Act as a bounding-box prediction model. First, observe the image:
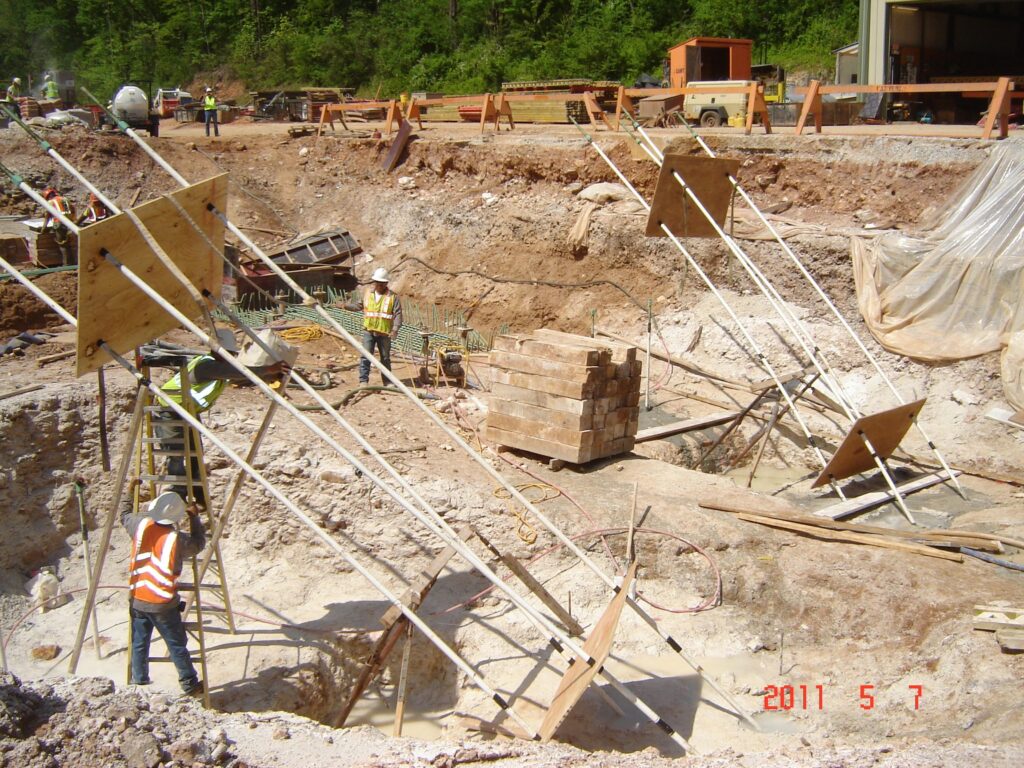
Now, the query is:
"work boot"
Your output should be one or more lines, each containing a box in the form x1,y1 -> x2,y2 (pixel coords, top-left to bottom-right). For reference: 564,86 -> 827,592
183,680 -> 205,698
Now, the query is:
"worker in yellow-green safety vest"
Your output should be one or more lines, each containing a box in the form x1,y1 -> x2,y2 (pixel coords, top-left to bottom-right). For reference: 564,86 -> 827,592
3,76 -> 21,117
152,328 -> 287,506
202,86 -> 219,137
354,267 -> 402,385
42,73 -> 60,102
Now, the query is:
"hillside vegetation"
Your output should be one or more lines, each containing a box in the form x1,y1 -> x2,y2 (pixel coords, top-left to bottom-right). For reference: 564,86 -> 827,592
2,0 -> 858,99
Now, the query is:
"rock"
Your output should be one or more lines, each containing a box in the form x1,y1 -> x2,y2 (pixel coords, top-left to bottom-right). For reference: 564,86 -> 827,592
319,466 -> 356,485
481,191 -> 498,206
298,147 -> 309,157
30,644 -> 60,661
0,673 -> 41,738
397,176 -> 417,190
951,389 -> 979,406
120,731 -> 163,768
167,738 -> 208,764
578,182 -> 630,203
272,725 -> 291,740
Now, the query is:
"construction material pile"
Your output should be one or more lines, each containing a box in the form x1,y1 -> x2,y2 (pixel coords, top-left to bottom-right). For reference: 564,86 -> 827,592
486,329 -> 641,464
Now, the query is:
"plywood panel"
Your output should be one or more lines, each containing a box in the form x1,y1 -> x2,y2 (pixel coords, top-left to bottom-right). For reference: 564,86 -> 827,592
539,562 -> 637,741
645,154 -> 740,239
76,175 -> 228,377
811,399 -> 927,488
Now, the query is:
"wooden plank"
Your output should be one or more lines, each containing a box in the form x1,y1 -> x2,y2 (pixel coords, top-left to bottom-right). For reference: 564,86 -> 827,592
491,368 -> 593,400
489,397 -> 593,431
492,334 -> 606,366
734,513 -> 963,562
381,118 -> 414,173
972,606 -> 1024,632
485,425 -> 586,464
76,175 -> 227,377
490,382 -> 591,415
701,499 -> 1004,553
645,155 -> 741,239
486,412 -> 595,448
0,384 -> 45,401
813,470 -> 959,520
489,349 -> 601,383
539,562 -> 637,741
812,399 -> 927,488
532,328 -> 636,363
473,527 -> 585,637
635,411 -> 742,442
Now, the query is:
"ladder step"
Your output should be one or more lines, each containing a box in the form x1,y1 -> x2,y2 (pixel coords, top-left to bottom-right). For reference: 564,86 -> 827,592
178,583 -> 223,592
148,449 -> 195,458
139,475 -> 205,485
183,622 -> 233,634
149,655 -> 201,663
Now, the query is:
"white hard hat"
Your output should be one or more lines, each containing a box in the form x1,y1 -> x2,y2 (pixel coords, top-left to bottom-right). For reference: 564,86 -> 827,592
12,77 -> 21,84
147,492 -> 187,526
205,87 -> 212,93
215,327 -> 239,353
44,73 -> 52,81
371,267 -> 390,283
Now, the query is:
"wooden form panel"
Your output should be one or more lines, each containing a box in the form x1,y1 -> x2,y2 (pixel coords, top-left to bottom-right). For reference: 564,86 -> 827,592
645,154 -> 741,238
538,562 -> 637,741
811,399 -> 927,488
76,175 -> 228,377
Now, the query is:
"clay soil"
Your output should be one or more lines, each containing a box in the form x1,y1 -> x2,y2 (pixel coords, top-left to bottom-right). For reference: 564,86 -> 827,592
0,118 -> 1022,768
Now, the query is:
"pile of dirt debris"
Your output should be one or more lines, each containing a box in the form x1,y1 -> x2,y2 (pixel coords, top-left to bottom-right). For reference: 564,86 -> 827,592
0,273 -> 76,336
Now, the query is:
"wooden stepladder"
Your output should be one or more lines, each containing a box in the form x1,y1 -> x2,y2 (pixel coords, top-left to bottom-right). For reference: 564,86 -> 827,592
127,363 -> 237,706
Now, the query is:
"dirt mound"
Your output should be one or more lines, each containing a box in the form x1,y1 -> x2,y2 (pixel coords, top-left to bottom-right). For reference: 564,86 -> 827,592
0,272 -> 77,335
0,673 -> 239,768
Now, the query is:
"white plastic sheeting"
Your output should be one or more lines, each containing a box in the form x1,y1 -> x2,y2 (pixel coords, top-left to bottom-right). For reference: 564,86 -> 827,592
851,144 -> 1024,409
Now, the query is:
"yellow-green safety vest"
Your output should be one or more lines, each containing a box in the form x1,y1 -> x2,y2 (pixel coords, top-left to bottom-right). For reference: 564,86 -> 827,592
203,95 -> 216,110
43,80 -> 59,99
363,291 -> 396,335
158,355 -> 226,412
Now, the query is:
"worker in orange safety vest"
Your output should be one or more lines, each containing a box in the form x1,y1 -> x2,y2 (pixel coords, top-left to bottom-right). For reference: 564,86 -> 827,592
121,484 -> 206,696
77,193 -> 110,226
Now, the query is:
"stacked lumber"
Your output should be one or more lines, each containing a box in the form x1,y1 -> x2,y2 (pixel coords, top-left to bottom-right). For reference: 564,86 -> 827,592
485,329 -> 641,464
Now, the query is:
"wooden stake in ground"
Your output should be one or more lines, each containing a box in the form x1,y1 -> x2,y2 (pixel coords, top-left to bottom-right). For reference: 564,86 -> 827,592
393,621 -> 414,737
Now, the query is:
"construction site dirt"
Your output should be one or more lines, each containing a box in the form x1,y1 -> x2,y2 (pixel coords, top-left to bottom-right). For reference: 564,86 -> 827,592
0,118 -> 1022,768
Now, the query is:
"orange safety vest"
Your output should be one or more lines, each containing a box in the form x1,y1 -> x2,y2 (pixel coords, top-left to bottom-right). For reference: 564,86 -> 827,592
128,518 -> 181,605
85,201 -> 108,224
363,290 -> 396,335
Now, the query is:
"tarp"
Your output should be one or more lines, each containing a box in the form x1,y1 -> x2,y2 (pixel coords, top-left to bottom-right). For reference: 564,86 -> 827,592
850,144 -> 1024,409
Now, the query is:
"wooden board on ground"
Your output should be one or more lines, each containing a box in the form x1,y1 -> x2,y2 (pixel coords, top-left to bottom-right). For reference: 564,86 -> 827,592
539,562 -> 637,741
634,411 -> 742,442
531,328 -> 636,363
486,425 -> 588,464
813,470 -> 960,520
645,154 -> 741,239
972,605 -> 1024,632
381,118 -> 414,173
76,175 -> 228,377
489,397 -> 594,431
490,382 -> 592,415
811,399 -> 927,488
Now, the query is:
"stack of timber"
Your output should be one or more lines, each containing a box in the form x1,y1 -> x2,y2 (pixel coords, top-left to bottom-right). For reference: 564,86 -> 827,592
486,329 -> 641,464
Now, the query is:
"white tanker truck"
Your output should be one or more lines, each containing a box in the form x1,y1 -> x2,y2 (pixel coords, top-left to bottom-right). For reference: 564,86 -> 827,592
103,84 -> 161,136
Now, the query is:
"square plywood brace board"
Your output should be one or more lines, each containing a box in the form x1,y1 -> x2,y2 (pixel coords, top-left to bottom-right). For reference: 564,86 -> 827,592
645,154 -> 740,238
76,175 -> 228,377
812,398 -> 927,488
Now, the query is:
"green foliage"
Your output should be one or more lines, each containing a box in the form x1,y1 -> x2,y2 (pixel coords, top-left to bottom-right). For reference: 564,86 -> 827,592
0,0 -> 859,97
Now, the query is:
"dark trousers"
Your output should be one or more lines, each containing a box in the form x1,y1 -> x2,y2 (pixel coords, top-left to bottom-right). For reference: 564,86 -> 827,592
152,409 -> 207,506
130,604 -> 199,692
204,109 -> 219,136
359,331 -> 391,383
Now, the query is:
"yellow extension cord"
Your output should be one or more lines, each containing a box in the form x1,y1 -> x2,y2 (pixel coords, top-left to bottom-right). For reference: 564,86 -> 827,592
279,326 -> 324,343
493,483 -> 560,545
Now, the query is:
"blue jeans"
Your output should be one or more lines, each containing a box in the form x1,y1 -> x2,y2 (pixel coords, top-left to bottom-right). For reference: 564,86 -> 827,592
359,331 -> 391,383
204,109 -> 219,136
130,605 -> 200,692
